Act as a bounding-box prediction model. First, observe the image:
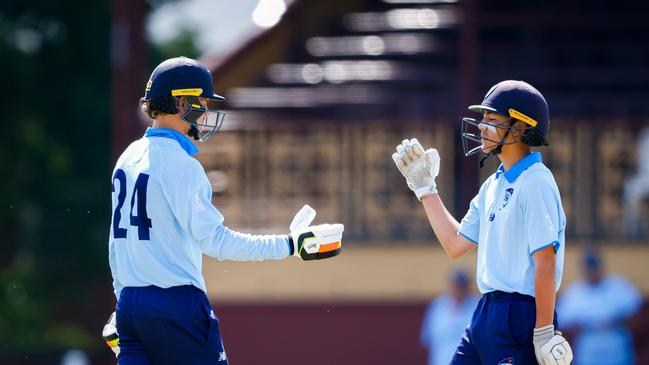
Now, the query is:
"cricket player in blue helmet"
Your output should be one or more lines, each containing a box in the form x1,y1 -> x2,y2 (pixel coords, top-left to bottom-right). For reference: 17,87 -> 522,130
392,80 -> 573,364
104,57 -> 344,364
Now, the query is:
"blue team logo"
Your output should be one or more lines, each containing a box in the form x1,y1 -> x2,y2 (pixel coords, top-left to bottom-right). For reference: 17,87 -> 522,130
489,213 -> 495,222
502,188 -> 514,209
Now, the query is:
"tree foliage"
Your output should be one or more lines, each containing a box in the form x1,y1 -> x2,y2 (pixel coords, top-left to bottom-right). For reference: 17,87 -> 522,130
0,0 -> 111,352
0,0 -> 201,355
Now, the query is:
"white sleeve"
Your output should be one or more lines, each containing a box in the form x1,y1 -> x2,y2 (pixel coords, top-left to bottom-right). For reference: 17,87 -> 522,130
163,159 -> 290,261
523,180 -> 563,255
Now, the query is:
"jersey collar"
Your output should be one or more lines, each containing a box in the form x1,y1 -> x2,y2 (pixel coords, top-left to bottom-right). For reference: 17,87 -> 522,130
144,127 -> 199,156
495,152 -> 542,183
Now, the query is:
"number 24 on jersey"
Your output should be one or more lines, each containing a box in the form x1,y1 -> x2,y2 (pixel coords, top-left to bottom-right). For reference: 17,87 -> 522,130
112,168 -> 152,240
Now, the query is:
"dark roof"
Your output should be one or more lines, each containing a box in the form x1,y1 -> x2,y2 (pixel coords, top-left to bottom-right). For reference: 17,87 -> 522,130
207,0 -> 649,119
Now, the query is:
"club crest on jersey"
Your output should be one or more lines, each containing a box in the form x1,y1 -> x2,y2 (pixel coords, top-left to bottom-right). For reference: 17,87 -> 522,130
502,188 -> 514,209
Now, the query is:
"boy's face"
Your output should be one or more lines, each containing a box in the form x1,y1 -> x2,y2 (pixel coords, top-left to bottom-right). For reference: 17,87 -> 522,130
478,112 -> 530,153
478,112 -> 510,153
176,96 -> 226,141
177,96 -> 208,133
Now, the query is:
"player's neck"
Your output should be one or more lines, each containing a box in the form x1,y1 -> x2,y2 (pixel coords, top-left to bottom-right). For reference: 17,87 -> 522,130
152,115 -> 188,136
498,144 -> 531,171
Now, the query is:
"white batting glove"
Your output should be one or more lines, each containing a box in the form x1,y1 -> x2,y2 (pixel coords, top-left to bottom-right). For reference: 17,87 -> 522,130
533,325 -> 573,365
289,224 -> 344,260
102,312 -> 120,357
391,138 -> 440,200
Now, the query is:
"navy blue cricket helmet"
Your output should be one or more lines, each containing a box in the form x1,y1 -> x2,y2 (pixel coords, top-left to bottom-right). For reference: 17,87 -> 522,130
141,56 -> 226,142
462,80 -> 550,157
144,56 -> 224,101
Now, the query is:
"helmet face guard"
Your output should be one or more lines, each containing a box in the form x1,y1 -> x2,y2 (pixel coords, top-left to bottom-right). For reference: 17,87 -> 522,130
176,96 -> 226,142
461,116 -> 531,157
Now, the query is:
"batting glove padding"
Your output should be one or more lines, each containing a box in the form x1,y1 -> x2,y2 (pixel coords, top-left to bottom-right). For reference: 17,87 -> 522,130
102,312 -> 120,357
533,325 -> 573,365
289,223 -> 344,260
392,138 -> 440,200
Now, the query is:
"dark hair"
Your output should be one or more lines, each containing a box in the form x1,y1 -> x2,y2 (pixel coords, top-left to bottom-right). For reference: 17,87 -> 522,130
139,97 -> 178,120
510,118 -> 546,146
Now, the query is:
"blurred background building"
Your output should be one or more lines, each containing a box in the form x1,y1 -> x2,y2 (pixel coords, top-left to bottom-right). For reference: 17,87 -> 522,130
2,0 -> 649,364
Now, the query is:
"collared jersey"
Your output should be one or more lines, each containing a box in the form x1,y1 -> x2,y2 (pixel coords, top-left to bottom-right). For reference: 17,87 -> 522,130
108,128 -> 290,299
458,152 -> 566,296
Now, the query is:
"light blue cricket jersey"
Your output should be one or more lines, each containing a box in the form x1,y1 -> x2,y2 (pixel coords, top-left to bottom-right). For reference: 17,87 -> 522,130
108,128 -> 290,299
458,152 -> 566,296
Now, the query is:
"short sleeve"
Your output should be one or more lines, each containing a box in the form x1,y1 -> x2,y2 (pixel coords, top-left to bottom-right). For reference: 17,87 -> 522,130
458,193 -> 480,244
523,180 -> 563,255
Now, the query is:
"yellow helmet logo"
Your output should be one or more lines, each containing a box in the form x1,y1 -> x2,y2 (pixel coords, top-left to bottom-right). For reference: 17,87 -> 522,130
508,108 -> 538,127
145,80 -> 152,92
171,88 -> 203,96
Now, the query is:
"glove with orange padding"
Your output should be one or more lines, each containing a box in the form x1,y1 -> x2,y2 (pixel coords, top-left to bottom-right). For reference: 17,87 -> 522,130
102,312 -> 120,357
289,223 -> 344,260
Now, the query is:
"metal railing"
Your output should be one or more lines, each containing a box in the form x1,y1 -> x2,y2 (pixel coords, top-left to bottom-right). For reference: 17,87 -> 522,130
197,116 -> 649,243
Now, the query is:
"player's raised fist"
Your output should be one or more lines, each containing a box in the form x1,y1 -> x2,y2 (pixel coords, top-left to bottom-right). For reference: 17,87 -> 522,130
289,223 -> 344,260
391,138 -> 441,200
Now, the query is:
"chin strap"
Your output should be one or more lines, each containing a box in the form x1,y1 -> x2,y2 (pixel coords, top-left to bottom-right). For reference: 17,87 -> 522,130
188,125 -> 199,140
478,154 -> 490,168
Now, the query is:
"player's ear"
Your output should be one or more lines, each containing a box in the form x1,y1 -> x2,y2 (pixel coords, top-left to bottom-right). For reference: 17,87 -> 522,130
512,119 -> 528,137
174,96 -> 187,114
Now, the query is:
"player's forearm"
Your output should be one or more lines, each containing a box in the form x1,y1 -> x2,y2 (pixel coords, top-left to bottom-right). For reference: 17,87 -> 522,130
421,194 -> 474,259
534,255 -> 556,327
203,225 -> 291,261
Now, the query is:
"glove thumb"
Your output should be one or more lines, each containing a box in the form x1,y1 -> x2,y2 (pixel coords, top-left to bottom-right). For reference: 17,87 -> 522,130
424,148 -> 440,177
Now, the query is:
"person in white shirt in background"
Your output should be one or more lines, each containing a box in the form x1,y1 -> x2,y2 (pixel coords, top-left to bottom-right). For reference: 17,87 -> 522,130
622,127 -> 649,238
420,269 -> 479,365
558,247 -> 643,365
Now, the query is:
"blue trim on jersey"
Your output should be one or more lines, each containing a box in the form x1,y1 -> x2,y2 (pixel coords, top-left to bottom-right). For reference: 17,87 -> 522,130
144,128 -> 199,156
459,231 -> 479,245
495,152 -> 543,183
285,237 -> 293,256
530,240 -> 560,255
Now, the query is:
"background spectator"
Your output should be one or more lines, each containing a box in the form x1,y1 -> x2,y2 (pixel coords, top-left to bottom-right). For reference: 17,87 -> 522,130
558,247 -> 643,365
420,269 -> 478,365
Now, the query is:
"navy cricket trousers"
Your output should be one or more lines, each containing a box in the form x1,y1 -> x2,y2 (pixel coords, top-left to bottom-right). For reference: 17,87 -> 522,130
115,285 -> 228,365
450,291 -> 558,365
